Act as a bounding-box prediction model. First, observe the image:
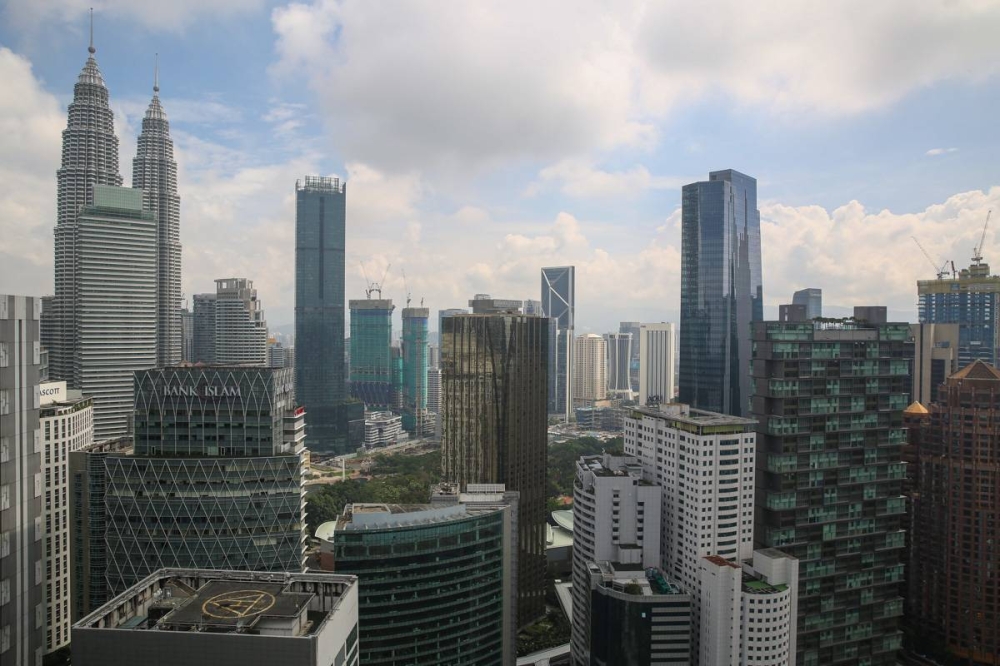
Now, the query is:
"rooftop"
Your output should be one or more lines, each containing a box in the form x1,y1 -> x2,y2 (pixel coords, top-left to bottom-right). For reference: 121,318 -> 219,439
336,502 -> 472,531
632,403 -> 757,429
590,562 -> 686,597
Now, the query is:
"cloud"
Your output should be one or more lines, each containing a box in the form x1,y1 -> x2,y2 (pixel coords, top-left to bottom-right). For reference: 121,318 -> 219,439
527,159 -> 687,198
3,0 -> 264,33
926,147 -> 959,156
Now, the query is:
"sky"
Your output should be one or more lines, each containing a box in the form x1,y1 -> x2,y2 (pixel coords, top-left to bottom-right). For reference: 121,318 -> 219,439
2,0 -> 1000,335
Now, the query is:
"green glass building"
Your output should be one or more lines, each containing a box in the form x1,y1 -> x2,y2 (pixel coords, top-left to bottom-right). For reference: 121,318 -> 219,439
330,503 -> 515,665
401,307 -> 429,433
349,298 -> 395,407
751,316 -> 912,665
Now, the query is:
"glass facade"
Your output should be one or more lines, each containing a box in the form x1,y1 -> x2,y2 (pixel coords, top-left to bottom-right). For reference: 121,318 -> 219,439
793,288 -> 823,319
401,307 -> 429,432
679,170 -> 763,417
541,266 -> 575,416
349,299 -> 395,408
918,262 -> 1000,368
752,319 -> 912,665
295,176 -> 348,453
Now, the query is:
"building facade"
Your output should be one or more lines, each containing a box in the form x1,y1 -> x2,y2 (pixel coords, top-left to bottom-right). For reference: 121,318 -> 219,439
918,259 -> 1000,367
349,299 -> 394,408
191,293 -> 216,363
440,313 -> 548,626
179,307 -> 193,362
541,266 -> 575,418
362,411 -> 406,448
752,317 -> 912,665
214,278 -> 267,366
401,307 -> 429,433
792,288 -> 822,319
679,169 -> 762,417
604,332 -> 632,397
0,294 -> 44,666
638,323 -> 676,407
910,322 -> 960,405
294,176 -> 348,453
573,333 -> 607,405
620,321 -> 642,393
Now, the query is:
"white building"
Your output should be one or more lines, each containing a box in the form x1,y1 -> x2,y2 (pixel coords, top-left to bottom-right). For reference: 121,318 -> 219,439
603,332 -> 633,398
39,381 -> 92,654
573,333 -> 607,405
638,323 -> 676,406
214,278 -> 267,366
363,411 -> 407,448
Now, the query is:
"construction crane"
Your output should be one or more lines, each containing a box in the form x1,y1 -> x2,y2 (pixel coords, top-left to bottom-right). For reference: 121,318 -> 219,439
911,236 -> 950,279
973,209 -> 992,266
360,261 -> 391,299
402,268 -> 411,308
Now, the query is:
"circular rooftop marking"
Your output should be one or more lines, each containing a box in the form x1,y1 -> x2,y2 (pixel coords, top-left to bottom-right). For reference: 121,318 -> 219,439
201,590 -> 276,619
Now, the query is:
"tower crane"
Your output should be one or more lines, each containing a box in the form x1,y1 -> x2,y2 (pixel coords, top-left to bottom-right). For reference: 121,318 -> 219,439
402,269 -> 411,308
973,210 -> 992,266
360,261 -> 391,299
911,236 -> 950,280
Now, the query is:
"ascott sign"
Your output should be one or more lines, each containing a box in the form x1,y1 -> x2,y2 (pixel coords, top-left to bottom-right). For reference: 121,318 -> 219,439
39,381 -> 67,406
161,385 -> 242,398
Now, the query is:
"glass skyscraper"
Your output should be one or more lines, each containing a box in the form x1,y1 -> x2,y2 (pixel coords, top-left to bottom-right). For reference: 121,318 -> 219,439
295,176 -> 348,453
793,288 -> 823,320
918,258 -> 1000,368
679,169 -> 762,417
541,266 -> 575,418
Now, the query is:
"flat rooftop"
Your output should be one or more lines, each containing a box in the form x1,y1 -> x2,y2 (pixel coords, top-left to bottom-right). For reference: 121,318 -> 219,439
338,502 -> 470,530
632,403 -> 756,427
160,580 -> 311,632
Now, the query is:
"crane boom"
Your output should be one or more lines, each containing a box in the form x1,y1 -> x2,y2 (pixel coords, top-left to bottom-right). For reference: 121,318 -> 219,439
912,236 -> 948,279
974,210 -> 992,265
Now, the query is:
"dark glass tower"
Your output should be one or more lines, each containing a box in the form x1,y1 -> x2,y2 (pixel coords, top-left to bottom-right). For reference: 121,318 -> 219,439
541,266 -> 575,418
294,176 -> 347,453
679,169 -> 762,417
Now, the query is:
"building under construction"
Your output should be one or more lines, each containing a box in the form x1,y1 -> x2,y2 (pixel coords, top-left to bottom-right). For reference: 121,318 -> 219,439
401,306 -> 430,434
349,298 -> 395,408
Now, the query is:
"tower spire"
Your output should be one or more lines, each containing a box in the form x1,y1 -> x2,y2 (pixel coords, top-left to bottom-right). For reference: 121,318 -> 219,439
88,8 -> 95,55
153,53 -> 159,95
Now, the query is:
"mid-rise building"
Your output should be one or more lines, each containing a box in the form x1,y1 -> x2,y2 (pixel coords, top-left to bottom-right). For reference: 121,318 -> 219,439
267,339 -> 292,368
910,322 -> 960,404
441,313 -> 548,626
522,299 -> 543,316
191,292 -> 216,363
71,569 -> 360,666
573,333 -> 607,404
349,298 -> 394,407
679,169 -> 762,417
542,266 -> 575,418
294,176 -> 349,453
752,316 -> 912,665
918,257 -> 1000,367
214,278 -> 267,365
362,410 -> 406,448
638,323 -> 676,406
39,381 -> 93,655
401,307 -> 429,433
0,294 -> 45,666
792,288 -> 822,319
604,332 -> 632,397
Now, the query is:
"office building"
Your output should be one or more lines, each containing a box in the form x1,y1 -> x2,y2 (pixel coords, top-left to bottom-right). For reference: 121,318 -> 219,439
133,67 -> 182,367
792,288 -> 822,319
437,308 -> 468,340
362,411 -> 406,448
679,169 -> 762,417
214,278 -> 267,366
100,367 -> 307,595
72,569 -> 360,666
48,37 -> 124,383
441,313 -> 548,626
574,404 -> 625,432
349,298 -> 394,407
469,295 -> 522,314
267,339 -> 290,368
573,333 -> 607,404
854,305 -> 888,324
401,307 -> 429,433
72,185 -> 158,441
542,266 -> 575,418
620,321 -> 642,392
179,307 -> 193,362
907,361 -> 1000,664
39,381 -> 93,655
0,294 -> 44,666
778,303 -> 808,322
324,502 -> 515,665
294,176 -> 349,453
426,366 -> 441,414
604,332 -> 632,397
522,299 -> 543,316
570,454 -> 662,665
638,323 -> 676,407
428,343 -> 439,369
752,316 -> 912,665
918,257 -> 1000,367
191,293 -> 216,363
910,322 -> 960,404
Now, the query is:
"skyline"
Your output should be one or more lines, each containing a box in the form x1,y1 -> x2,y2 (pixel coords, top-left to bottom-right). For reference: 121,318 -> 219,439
2,2 -> 1000,333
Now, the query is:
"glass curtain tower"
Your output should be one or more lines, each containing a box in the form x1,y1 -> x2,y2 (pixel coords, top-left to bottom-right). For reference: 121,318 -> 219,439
541,266 -> 575,419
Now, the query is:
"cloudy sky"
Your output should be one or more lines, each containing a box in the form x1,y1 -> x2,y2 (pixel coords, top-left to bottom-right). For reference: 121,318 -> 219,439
2,1 -> 999,335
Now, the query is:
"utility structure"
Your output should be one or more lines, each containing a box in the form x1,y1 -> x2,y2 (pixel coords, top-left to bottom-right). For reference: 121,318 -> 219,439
350,264 -> 395,408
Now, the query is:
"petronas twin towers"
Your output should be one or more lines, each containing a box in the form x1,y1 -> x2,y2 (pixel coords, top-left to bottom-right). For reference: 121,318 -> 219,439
48,31 -> 181,438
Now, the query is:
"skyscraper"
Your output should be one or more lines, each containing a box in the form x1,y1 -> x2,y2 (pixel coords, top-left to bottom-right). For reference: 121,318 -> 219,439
918,257 -> 1000,367
679,169 -> 762,417
441,313 -> 549,626
0,295 -> 44,666
49,32 -> 123,383
349,298 -> 394,407
294,176 -> 348,452
573,333 -> 607,404
401,306 -> 429,434
179,306 -> 193,362
604,332 -> 632,397
620,321 -> 642,393
541,266 -> 575,418
191,292 -> 216,363
132,62 -> 182,367
214,278 -> 267,366
910,322 -> 960,405
792,288 -> 822,319
437,308 -> 468,341
638,323 -> 676,406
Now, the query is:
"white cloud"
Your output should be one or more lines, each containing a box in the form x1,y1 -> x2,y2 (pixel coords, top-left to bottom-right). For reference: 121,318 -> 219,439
926,147 -> 959,156
3,0 -> 264,33
527,159 -> 687,198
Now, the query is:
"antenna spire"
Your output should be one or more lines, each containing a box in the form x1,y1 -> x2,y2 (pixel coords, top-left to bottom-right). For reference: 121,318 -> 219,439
153,53 -> 159,94
88,8 -> 95,55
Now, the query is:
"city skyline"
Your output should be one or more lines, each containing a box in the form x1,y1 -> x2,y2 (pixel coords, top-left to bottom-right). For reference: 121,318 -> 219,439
1,3 -> 999,334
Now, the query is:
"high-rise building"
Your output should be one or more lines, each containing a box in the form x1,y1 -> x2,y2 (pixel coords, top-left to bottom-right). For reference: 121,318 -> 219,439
39,382 -> 93,656
441,313 -> 548,626
604,332 -> 632,397
214,278 -> 267,366
100,367 -> 307,595
191,292 -> 216,363
910,322 -> 960,405
638,323 -> 676,407
792,288 -> 822,319
349,298 -> 394,407
752,316 -> 912,665
179,306 -> 193,362
72,185 -> 157,441
48,36 -> 124,383
620,321 -> 642,393
919,257 -> 1000,367
401,307 -> 429,433
573,333 -> 607,404
133,65 -> 182,367
72,569 -> 360,666
0,294 -> 44,666
469,295 -> 522,314
323,501 -> 516,666
294,176 -> 348,453
542,266 -> 575,418
437,308 -> 468,340
679,169 -> 762,417
907,361 -> 1000,664
522,299 -> 543,316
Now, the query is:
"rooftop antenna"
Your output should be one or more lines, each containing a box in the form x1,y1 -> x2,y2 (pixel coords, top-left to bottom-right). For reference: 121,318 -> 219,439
153,53 -> 159,95
88,8 -> 95,55
973,209 -> 992,266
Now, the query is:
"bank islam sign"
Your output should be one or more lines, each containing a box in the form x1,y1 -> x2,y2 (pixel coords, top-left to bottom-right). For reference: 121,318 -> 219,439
161,384 -> 242,399
39,381 -> 67,406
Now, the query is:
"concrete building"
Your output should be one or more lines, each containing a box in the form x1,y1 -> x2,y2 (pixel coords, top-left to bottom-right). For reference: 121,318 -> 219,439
323,502 -> 515,665
911,322 -> 960,405
214,278 -> 267,366
0,294 -> 44,666
362,411 -> 406,448
191,293 -> 216,363
638,323 -> 676,407
792,287 -> 822,319
349,298 -> 394,408
752,316 -> 912,665
441,313 -> 548,626
679,170 -> 762,417
542,267 -> 575,418
469,295 -> 523,314
573,333 -> 607,405
604,332 -> 632,397
778,303 -> 808,322
401,307 -> 429,434
72,569 -> 360,666
179,307 -> 193,362
919,257 -> 1000,367
39,381 -> 93,655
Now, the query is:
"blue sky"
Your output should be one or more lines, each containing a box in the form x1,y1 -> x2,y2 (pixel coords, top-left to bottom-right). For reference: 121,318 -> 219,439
2,0 -> 999,333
